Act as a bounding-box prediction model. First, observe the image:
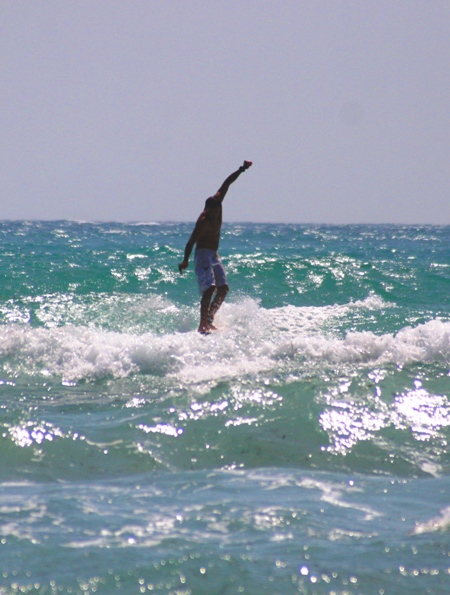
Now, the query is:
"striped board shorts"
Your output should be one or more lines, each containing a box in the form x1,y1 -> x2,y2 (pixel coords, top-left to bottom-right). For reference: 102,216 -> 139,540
194,249 -> 227,295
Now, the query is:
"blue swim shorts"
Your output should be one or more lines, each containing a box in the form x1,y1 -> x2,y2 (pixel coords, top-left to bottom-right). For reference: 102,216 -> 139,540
194,249 -> 227,295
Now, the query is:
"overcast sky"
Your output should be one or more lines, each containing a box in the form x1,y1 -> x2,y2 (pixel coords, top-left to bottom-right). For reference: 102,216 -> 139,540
1,1 -> 449,223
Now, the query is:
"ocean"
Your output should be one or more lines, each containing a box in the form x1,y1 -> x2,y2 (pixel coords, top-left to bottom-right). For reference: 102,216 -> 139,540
0,221 -> 449,594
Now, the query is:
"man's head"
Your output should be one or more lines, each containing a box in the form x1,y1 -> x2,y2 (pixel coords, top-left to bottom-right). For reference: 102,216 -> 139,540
205,197 -> 219,210
204,197 -> 220,220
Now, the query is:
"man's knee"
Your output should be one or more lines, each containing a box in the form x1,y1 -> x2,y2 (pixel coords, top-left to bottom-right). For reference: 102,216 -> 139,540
201,285 -> 215,301
217,284 -> 229,297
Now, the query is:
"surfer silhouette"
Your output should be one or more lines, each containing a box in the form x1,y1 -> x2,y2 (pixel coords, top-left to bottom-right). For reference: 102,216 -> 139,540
178,160 -> 253,334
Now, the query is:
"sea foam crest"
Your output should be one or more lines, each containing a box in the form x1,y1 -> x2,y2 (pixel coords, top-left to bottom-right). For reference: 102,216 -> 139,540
273,316 -> 450,367
410,507 -> 450,535
0,298 -> 448,383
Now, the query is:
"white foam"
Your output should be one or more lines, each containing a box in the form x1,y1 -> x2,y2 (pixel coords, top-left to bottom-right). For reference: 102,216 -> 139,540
0,298 -> 448,384
410,507 -> 450,535
267,305 -> 450,367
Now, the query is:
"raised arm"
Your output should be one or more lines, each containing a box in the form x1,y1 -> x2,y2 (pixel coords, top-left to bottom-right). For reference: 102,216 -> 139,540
214,160 -> 252,203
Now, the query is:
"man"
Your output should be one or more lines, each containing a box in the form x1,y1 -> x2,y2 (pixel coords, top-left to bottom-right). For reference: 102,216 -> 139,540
178,160 -> 252,334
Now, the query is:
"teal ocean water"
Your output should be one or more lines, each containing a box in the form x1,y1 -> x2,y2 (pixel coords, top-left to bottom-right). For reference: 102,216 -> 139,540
1,221 -> 450,594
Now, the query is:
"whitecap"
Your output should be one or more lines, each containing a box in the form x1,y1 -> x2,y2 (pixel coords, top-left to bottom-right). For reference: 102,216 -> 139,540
0,297 -> 448,384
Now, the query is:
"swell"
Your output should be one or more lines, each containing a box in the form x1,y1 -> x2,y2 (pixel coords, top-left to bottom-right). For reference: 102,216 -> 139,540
1,372 -> 449,481
1,299 -> 449,481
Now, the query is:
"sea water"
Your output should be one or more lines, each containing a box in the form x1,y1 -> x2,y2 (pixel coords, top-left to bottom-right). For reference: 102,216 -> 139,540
0,221 -> 449,594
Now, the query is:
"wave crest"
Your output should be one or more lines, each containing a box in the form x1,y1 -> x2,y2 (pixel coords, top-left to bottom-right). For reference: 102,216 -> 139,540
0,298 -> 448,383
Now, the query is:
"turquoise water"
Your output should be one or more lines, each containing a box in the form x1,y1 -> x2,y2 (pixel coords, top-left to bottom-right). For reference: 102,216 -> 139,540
1,221 -> 450,594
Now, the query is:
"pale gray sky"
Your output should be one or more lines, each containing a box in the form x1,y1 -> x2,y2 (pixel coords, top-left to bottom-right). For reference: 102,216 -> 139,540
1,1 -> 449,223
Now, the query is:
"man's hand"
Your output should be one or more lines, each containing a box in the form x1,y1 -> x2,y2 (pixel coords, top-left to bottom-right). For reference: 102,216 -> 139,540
178,260 -> 188,274
239,160 -> 252,172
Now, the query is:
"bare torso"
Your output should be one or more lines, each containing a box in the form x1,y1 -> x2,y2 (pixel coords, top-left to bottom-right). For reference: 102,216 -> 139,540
191,204 -> 223,252
195,209 -> 222,251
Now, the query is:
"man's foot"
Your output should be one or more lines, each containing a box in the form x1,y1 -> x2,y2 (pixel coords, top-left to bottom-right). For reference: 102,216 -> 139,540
207,316 -> 217,331
198,322 -> 218,334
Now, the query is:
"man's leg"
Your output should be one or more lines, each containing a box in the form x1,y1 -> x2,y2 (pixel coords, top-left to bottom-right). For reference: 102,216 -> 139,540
208,284 -> 229,325
198,286 -> 215,334
207,256 -> 229,327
